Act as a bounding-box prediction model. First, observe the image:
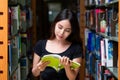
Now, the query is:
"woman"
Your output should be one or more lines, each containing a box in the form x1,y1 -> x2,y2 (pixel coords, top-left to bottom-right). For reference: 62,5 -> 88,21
32,9 -> 83,80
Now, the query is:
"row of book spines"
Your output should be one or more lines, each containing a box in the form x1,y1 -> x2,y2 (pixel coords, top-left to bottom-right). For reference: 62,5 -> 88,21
9,0 -> 31,8
9,57 -> 29,80
8,33 -> 30,73
86,55 -> 117,80
8,5 -> 32,36
85,31 -> 118,67
8,37 -> 28,76
85,8 -> 118,37
85,0 -> 118,6
8,34 -> 29,54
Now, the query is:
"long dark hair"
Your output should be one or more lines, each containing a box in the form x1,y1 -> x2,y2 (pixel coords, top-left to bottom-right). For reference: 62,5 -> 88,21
49,9 -> 82,44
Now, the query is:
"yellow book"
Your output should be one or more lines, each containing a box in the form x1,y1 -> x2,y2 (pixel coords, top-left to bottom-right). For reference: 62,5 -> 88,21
41,54 -> 81,72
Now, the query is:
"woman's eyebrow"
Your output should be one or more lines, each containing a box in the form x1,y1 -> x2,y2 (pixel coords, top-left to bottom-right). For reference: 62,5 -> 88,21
58,24 -> 63,27
59,24 -> 71,29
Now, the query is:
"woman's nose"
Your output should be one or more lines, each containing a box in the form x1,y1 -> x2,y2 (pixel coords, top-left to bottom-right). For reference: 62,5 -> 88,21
60,29 -> 64,35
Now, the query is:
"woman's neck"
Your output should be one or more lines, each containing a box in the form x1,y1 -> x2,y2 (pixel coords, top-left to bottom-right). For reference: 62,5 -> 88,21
51,38 -> 70,45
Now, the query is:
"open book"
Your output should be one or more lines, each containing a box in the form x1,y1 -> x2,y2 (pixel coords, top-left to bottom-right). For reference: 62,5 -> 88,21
41,54 -> 81,72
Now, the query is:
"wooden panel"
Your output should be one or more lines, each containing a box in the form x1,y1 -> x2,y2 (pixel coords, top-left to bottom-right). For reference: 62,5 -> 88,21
31,0 -> 37,46
79,0 -> 86,80
0,0 -> 8,80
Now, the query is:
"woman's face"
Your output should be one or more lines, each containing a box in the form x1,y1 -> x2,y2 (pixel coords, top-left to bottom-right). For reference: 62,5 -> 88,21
54,19 -> 72,41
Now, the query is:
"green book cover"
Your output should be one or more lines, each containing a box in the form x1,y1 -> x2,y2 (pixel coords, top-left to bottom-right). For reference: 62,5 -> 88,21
41,54 -> 81,72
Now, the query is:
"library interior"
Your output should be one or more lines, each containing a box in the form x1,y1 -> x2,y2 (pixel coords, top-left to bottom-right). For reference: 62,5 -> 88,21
0,0 -> 119,80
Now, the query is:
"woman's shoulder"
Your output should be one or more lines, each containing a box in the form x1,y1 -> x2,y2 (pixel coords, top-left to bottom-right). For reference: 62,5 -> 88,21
70,42 -> 83,51
72,42 -> 82,48
34,39 -> 47,48
33,39 -> 47,55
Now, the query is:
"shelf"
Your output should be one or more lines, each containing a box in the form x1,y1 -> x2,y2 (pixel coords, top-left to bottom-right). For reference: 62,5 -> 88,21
85,27 -> 118,42
96,0 -> 118,7
105,0 -> 118,5
84,0 -> 119,80
85,0 -> 118,9
97,32 -> 118,42
107,67 -> 118,79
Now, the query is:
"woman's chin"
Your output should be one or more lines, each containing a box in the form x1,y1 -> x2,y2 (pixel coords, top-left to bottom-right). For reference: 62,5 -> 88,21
56,37 -> 64,41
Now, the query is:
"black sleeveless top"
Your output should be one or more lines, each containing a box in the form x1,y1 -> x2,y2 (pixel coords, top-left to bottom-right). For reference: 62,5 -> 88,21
33,40 -> 82,80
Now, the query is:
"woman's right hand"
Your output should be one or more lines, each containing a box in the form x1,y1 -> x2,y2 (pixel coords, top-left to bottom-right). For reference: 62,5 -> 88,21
37,61 -> 50,71
32,53 -> 50,77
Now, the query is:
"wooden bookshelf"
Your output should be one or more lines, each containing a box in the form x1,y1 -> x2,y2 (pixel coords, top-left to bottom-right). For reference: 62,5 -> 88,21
0,0 -> 119,80
31,0 -> 37,46
0,0 -> 8,80
79,0 -> 86,80
80,0 -> 120,80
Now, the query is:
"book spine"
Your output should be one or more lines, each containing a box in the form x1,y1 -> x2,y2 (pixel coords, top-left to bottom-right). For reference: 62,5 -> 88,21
8,40 -> 12,74
100,39 -> 106,66
20,57 -> 29,80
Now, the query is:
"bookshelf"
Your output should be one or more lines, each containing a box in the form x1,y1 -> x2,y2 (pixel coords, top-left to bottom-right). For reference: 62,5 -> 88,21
0,0 -> 120,80
7,0 -> 33,80
0,0 -> 8,80
0,0 -> 32,80
84,0 -> 119,80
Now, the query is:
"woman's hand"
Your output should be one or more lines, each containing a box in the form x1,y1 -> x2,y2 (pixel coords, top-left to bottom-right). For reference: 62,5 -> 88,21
37,61 -> 50,71
60,56 -> 81,80
32,53 -> 50,77
60,56 -> 71,68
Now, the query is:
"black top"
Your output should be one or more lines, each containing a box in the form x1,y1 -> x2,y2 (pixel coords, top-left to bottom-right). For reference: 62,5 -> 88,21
33,40 -> 82,80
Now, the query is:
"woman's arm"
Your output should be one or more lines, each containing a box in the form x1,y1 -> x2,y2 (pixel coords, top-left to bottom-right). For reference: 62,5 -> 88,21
32,53 -> 41,77
60,57 -> 82,80
32,53 -> 50,77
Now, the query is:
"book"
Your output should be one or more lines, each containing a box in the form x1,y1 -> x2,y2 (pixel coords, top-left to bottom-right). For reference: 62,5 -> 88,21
11,64 -> 21,80
100,39 -> 106,66
20,57 -> 28,80
41,54 -> 81,71
104,38 -> 113,67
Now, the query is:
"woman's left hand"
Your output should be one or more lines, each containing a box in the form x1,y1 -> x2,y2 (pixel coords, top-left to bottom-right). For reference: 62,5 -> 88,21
60,56 -> 71,68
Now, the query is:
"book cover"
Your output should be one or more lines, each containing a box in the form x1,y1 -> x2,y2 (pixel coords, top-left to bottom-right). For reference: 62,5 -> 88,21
20,57 -> 28,80
11,5 -> 20,36
95,35 -> 101,60
112,42 -> 118,67
87,32 -> 95,52
85,10 -> 90,27
11,64 -> 21,80
107,41 -> 113,67
106,9 -> 112,36
8,8 -> 11,35
8,40 -> 12,74
111,9 -> 118,36
104,38 -> 113,67
88,53 -> 94,75
100,39 -> 106,66
95,9 -> 105,32
90,9 -> 96,29
41,54 -> 81,72
95,60 -> 101,80
104,38 -> 109,67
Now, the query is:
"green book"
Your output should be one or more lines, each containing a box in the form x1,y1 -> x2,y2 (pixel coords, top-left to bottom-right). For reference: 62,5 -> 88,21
41,54 -> 81,72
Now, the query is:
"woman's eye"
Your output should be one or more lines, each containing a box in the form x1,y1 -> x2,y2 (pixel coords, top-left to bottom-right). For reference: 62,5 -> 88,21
58,26 -> 62,29
65,29 -> 71,32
